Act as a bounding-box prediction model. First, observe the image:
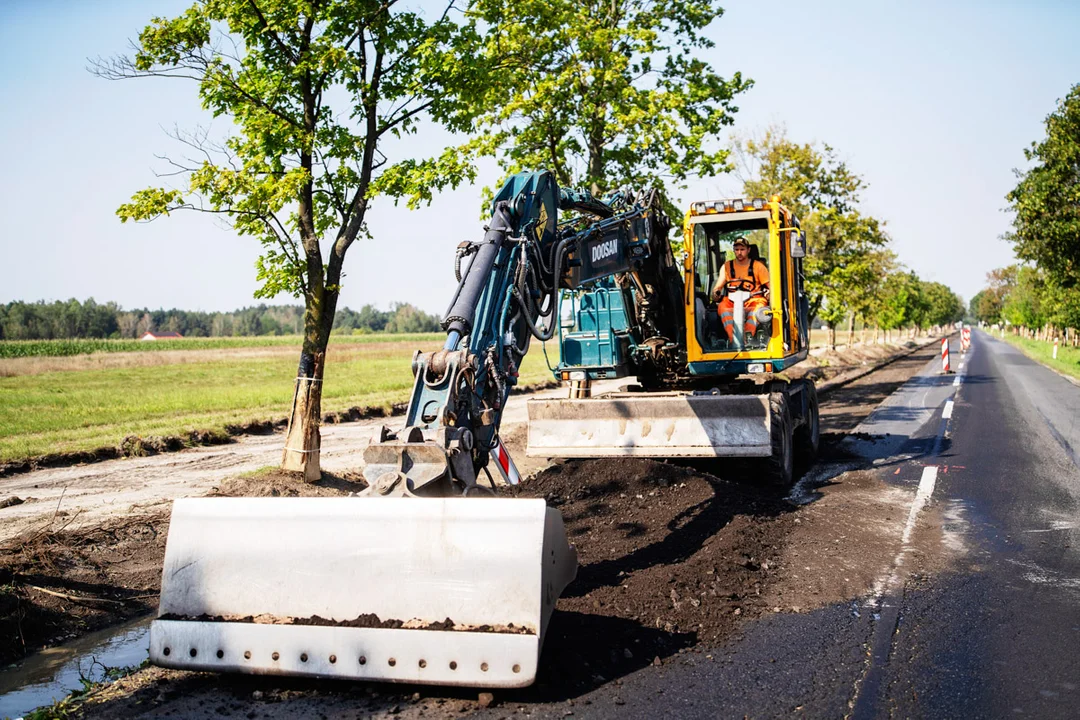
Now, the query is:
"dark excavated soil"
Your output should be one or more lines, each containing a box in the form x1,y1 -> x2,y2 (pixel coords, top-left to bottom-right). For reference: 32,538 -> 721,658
0,512 -> 168,668
508,457 -> 795,698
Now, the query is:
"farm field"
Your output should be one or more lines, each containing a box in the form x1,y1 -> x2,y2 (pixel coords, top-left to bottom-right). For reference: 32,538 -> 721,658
0,328 -> 912,464
0,334 -> 558,463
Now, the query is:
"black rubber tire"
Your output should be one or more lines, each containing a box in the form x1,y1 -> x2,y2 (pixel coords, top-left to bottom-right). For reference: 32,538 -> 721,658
794,379 -> 820,465
764,392 -> 794,487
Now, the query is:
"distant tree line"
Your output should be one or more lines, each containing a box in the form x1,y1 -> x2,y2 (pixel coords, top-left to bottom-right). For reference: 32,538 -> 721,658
0,299 -> 440,340
971,84 -> 1080,345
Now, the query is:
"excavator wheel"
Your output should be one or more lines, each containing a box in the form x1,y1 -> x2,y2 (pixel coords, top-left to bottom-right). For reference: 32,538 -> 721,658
794,379 -> 820,466
763,392 -> 794,487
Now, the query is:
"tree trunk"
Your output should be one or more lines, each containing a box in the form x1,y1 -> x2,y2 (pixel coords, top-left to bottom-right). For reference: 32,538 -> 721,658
281,349 -> 325,482
827,325 -> 836,351
846,313 -> 856,347
281,293 -> 337,482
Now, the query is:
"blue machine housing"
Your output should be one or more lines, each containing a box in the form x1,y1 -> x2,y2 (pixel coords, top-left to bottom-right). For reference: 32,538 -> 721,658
557,280 -> 635,380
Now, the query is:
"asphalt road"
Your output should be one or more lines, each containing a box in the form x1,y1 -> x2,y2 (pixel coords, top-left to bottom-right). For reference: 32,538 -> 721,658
483,330 -> 1080,719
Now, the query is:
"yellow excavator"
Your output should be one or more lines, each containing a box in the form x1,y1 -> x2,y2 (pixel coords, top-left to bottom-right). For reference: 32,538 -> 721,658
148,171 -> 816,688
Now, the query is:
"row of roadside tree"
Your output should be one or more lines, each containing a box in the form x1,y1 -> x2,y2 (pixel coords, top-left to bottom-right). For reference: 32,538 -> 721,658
970,85 -> 1080,345
0,300 -> 440,341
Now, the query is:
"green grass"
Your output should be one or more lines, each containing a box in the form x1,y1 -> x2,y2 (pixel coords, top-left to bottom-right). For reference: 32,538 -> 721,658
998,333 -> 1080,382
0,338 -> 558,462
0,333 -> 444,358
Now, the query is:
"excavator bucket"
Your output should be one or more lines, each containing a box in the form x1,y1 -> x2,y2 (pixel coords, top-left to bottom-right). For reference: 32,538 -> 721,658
149,497 -> 577,688
526,392 -> 773,458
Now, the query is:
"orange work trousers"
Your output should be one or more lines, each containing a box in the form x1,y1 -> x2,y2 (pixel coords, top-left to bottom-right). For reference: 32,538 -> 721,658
718,295 -> 768,341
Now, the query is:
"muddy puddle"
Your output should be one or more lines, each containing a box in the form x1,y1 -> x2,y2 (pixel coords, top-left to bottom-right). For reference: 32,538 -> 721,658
0,614 -> 150,719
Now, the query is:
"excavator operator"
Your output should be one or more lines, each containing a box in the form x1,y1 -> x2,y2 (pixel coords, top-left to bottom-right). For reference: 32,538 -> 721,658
711,237 -> 770,344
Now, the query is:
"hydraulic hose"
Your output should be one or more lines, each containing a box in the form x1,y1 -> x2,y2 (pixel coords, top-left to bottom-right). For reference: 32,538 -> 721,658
442,203 -> 512,337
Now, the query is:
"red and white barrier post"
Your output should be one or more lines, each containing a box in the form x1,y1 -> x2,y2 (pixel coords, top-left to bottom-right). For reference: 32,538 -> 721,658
941,337 -> 951,374
961,327 -> 971,354
489,436 -> 522,486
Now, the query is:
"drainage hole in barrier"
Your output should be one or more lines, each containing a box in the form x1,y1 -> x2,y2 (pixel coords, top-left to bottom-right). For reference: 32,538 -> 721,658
329,655 -> 337,664
163,647 -> 171,657
513,664 -> 521,674
300,653 -> 308,663
481,662 -> 488,672
449,661 -> 457,670
388,658 -> 397,667
217,650 -> 224,659
244,651 -> 251,660
419,659 -> 427,669
359,656 -> 367,665
189,648 -> 198,658
272,652 -> 280,661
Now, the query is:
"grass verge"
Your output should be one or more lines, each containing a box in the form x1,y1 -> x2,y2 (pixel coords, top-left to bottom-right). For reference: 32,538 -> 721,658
998,333 -> 1080,383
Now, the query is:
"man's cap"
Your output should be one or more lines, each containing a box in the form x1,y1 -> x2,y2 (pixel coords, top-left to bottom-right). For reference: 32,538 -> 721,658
732,237 -> 750,248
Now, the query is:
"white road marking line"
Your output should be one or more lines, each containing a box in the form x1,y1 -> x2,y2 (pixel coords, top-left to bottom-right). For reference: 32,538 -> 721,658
902,466 -> 939,544
959,361 -> 965,368
868,466 -> 939,602
942,400 -> 954,419
953,376 -> 961,387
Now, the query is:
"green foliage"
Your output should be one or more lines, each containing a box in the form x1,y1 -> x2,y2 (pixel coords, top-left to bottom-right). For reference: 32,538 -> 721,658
333,303 -> 441,334
874,271 -> 923,332
737,127 -> 891,323
1002,265 -> 1047,328
1006,84 -> 1080,289
0,332 -> 444,359
737,126 -> 865,219
100,0 -> 489,352
0,299 -> 445,343
920,281 -> 965,327
469,0 -> 751,217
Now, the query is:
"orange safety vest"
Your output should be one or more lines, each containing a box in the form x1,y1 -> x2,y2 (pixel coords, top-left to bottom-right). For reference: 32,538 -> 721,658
724,259 -> 768,296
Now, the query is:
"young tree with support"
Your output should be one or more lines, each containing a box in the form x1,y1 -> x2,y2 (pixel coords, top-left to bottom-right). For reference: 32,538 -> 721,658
98,0 -> 486,481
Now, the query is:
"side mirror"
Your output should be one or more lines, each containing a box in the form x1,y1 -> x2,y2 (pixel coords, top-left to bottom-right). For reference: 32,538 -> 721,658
791,231 -> 807,258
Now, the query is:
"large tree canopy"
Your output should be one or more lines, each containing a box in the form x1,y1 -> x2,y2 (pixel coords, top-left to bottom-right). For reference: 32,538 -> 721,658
736,127 -> 890,323
96,0 -> 487,479
469,0 -> 751,212
1006,84 -> 1080,289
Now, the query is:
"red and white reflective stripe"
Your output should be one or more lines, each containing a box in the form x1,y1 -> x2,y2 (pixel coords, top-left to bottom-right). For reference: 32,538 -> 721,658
490,437 -> 521,486
941,338 -> 951,373
961,328 -> 971,352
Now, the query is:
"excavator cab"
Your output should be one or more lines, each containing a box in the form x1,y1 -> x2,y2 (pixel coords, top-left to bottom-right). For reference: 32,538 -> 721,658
684,197 -> 810,376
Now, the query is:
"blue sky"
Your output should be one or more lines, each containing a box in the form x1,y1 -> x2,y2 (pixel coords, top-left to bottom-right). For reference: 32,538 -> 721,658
1,0 -> 1076,314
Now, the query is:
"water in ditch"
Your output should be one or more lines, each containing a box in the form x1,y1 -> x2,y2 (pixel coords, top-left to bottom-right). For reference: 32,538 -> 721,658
0,615 -> 151,719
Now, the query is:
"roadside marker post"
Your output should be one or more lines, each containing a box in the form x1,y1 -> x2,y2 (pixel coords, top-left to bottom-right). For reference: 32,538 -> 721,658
1053,337 -> 1059,360
961,327 -> 971,354
941,338 -> 952,374
489,437 -> 522,486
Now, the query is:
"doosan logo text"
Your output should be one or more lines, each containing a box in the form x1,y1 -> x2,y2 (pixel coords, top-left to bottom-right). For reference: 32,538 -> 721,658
591,239 -> 618,263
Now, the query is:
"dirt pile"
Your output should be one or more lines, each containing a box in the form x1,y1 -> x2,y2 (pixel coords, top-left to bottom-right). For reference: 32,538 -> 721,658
209,468 -> 366,498
506,457 -> 796,696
